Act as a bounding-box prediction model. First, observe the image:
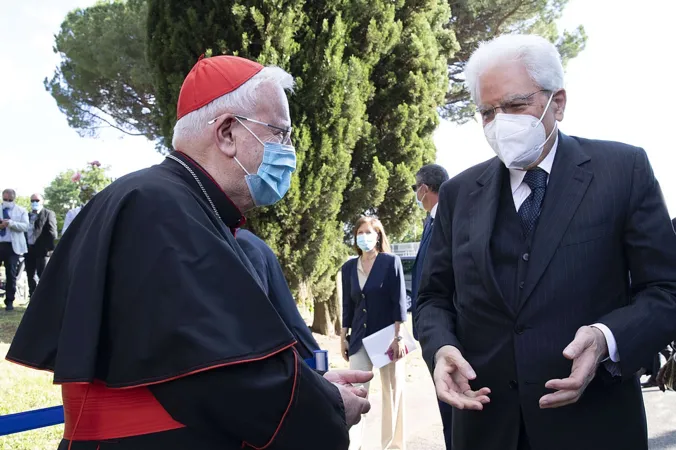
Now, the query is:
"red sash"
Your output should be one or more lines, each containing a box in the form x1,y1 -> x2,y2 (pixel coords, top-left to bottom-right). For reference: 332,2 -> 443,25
62,382 -> 185,441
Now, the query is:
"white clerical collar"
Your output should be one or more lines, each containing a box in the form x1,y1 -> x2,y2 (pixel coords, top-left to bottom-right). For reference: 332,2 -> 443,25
509,134 -> 558,193
430,202 -> 438,219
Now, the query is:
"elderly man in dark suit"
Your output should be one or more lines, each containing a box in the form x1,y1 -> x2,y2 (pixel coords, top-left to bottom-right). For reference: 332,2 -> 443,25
415,34 -> 676,450
410,164 -> 452,448
25,193 -> 57,298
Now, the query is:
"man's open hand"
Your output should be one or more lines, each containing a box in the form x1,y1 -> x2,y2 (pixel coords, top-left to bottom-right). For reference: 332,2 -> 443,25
434,345 -> 491,410
324,370 -> 373,427
540,326 -> 608,409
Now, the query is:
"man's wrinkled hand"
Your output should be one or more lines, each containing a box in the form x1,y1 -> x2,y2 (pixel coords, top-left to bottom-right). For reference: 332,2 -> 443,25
434,345 -> 491,410
325,370 -> 373,427
540,326 -> 608,409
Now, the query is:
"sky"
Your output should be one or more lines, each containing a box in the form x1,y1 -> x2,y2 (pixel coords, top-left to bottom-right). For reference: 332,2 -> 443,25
1,0 -> 674,215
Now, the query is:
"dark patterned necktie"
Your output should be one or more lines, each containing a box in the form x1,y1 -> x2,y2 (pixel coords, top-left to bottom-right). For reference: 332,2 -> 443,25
518,168 -> 548,236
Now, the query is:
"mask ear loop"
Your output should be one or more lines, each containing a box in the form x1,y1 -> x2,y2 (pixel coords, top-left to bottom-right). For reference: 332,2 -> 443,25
538,92 -> 556,123
233,117 -> 264,176
536,92 -> 558,149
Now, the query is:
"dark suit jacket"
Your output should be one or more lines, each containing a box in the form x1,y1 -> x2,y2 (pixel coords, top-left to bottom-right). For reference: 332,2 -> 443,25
342,253 -> 407,356
411,215 -> 434,340
30,208 -> 57,255
415,133 -> 676,450
236,229 -> 319,360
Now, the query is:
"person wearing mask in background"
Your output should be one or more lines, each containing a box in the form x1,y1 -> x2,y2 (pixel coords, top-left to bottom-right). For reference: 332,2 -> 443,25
409,164 -> 450,448
8,55 -> 372,450
415,34 -> 676,450
61,185 -> 98,237
25,194 -> 57,299
341,216 -> 408,450
236,228 -> 320,361
0,189 -> 29,311
410,164 -> 449,338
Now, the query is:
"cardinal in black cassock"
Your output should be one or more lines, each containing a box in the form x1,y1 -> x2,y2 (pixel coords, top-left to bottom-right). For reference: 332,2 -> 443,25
7,55 -> 371,449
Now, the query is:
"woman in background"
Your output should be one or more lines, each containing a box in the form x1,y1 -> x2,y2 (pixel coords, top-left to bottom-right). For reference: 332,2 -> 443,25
340,216 -> 408,450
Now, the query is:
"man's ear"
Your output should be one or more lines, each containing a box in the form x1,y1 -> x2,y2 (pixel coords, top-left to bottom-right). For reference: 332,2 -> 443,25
552,89 -> 567,122
215,114 -> 238,158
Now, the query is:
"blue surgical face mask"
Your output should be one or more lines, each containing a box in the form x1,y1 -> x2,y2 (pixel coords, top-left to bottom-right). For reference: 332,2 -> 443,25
356,233 -> 378,252
31,201 -> 40,211
415,186 -> 426,209
2,201 -> 13,209
234,118 -> 297,207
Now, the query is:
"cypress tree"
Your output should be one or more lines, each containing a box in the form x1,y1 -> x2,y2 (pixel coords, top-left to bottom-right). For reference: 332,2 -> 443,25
146,0 -> 455,333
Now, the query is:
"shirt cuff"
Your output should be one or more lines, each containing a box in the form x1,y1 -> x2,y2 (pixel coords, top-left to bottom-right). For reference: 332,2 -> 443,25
590,323 -> 620,362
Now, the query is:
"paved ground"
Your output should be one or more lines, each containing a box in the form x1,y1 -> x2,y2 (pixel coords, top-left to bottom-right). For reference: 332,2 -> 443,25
315,328 -> 676,450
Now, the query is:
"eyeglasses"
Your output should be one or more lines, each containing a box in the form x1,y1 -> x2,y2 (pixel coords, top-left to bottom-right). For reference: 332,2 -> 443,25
477,89 -> 550,122
208,114 -> 292,144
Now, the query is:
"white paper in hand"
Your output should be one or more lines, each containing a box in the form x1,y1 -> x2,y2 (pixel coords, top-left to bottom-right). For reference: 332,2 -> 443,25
361,324 -> 417,369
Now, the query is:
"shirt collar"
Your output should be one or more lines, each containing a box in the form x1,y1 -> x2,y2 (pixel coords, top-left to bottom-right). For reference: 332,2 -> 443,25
509,134 -> 558,194
164,151 -> 246,233
430,202 -> 438,219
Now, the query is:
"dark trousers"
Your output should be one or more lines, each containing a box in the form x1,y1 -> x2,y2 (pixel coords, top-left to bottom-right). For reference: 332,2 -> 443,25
25,245 -> 49,297
0,242 -> 21,306
439,400 -> 453,449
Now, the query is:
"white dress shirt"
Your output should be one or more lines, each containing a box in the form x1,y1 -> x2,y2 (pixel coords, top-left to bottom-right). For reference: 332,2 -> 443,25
508,137 -> 620,365
430,203 -> 438,220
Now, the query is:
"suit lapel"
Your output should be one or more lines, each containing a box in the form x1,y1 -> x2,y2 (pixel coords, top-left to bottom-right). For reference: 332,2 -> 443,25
469,158 -> 515,318
520,133 -> 593,309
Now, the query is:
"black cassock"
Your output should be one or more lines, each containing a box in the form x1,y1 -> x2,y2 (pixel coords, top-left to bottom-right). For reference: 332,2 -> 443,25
236,229 -> 320,361
7,151 -> 348,450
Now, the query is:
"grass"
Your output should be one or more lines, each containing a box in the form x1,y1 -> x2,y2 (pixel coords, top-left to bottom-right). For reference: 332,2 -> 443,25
0,307 -> 63,450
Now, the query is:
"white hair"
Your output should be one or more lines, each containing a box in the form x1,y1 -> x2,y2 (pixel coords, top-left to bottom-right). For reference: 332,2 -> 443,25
465,34 -> 564,105
172,66 -> 294,148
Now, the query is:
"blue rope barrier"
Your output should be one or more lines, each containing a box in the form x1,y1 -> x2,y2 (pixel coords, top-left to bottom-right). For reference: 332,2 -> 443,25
0,352 -> 329,437
0,406 -> 64,437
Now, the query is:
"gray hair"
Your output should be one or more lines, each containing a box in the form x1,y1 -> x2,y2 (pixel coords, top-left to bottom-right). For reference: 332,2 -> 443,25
2,189 -> 16,200
172,66 -> 295,148
416,164 -> 449,193
465,34 -> 564,105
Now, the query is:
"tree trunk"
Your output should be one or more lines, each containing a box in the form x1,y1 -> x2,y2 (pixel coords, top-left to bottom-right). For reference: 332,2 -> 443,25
309,273 -> 342,336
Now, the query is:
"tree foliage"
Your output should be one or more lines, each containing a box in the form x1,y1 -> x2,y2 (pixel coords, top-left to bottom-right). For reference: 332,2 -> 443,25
442,0 -> 587,122
146,0 -> 455,333
46,0 -> 586,334
43,162 -> 113,231
45,0 -> 163,149
14,196 -> 32,211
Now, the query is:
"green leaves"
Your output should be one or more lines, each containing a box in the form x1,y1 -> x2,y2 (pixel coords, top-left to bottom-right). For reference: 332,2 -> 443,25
45,0 -> 162,149
46,0 -> 584,332
442,0 -> 587,122
43,163 -> 113,231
